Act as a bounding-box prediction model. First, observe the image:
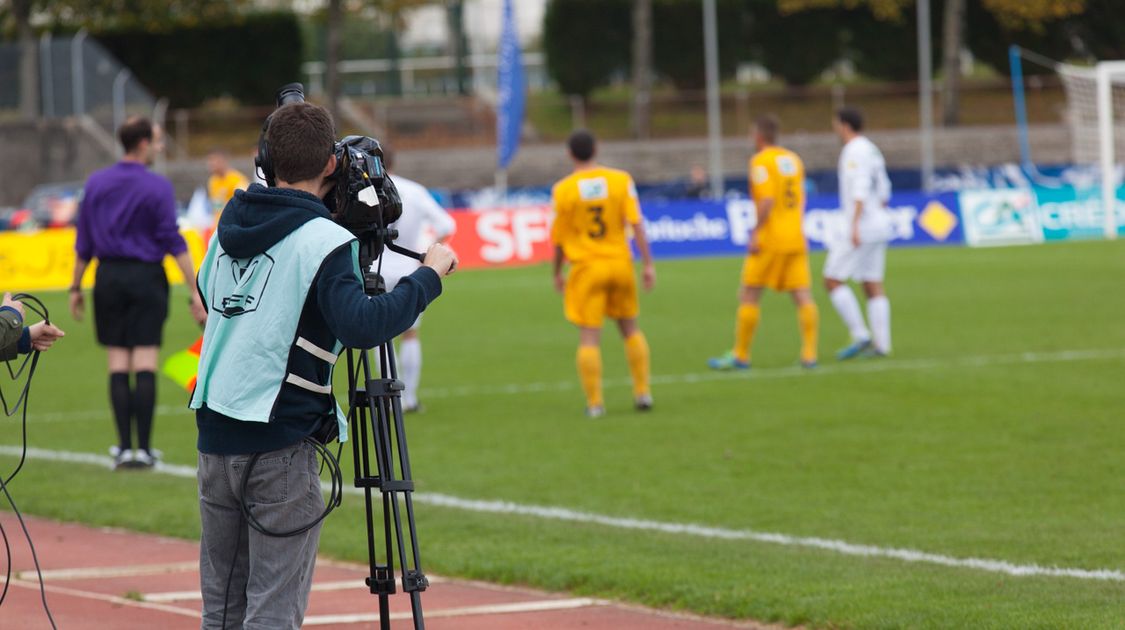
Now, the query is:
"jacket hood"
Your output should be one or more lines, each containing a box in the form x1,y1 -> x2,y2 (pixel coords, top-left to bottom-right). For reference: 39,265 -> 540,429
217,183 -> 334,258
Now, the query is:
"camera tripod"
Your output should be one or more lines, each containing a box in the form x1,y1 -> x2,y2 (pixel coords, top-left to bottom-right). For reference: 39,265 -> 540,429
344,234 -> 429,630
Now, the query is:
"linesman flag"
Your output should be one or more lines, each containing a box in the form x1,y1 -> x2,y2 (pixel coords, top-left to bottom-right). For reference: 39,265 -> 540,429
163,336 -> 203,391
496,0 -> 525,169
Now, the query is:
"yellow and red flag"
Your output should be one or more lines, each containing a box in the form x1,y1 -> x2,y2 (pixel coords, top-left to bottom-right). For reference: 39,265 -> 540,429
163,336 -> 203,391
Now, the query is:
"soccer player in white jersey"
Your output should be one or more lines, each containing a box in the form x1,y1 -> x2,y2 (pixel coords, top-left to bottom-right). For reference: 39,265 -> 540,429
376,148 -> 457,411
824,107 -> 894,359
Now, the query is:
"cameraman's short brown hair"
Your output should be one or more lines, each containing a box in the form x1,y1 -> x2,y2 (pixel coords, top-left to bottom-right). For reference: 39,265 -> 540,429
118,117 -> 153,153
267,102 -> 336,184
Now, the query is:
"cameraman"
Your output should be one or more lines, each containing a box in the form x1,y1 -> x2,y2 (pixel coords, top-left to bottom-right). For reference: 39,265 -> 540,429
1,293 -> 65,359
189,102 -> 457,629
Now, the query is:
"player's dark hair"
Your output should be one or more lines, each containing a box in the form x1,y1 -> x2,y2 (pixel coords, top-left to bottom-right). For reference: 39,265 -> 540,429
266,102 -> 336,183
835,107 -> 864,132
756,115 -> 780,143
118,117 -> 153,153
567,130 -> 596,162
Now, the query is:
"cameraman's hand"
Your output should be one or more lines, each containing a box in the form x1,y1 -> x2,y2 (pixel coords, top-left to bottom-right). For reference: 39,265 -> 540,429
423,243 -> 458,277
28,321 -> 65,352
2,293 -> 24,320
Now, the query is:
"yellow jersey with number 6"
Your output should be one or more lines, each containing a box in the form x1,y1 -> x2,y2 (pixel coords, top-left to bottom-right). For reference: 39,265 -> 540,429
750,146 -> 806,253
551,167 -> 642,263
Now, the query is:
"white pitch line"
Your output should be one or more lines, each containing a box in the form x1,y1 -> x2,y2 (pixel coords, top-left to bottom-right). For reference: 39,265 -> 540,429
302,597 -> 605,625
8,578 -> 201,619
420,346 -> 1125,399
28,561 -> 198,581
1,445 -> 1122,583
144,579 -> 367,603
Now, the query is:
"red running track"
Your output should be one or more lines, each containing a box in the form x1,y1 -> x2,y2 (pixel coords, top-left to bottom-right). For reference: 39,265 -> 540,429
1,516 -> 772,629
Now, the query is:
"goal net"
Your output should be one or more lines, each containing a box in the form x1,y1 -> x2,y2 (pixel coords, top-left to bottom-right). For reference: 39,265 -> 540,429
1058,61 -> 1125,239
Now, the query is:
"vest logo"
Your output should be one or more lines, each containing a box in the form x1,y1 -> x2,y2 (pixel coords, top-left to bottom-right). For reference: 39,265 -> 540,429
211,253 -> 276,318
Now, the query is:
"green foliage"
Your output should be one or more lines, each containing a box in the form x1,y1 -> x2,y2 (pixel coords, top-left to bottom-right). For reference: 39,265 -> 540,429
92,12 -> 303,107
843,1 -> 941,81
1059,0 -> 1125,60
40,0 -> 251,31
542,0 -> 632,99
651,0 -> 743,91
964,0 -> 1073,75
748,1 -> 842,86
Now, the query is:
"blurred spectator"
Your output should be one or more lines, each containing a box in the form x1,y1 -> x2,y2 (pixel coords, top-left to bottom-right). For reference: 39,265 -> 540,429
69,117 -> 207,470
684,165 -> 709,199
205,149 -> 249,212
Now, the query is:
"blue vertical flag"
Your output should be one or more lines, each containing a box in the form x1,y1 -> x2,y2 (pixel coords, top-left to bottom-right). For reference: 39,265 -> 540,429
496,0 -> 525,169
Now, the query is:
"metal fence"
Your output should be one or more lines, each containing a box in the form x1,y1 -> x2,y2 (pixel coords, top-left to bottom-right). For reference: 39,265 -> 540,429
1,32 -> 159,140
301,52 -> 548,100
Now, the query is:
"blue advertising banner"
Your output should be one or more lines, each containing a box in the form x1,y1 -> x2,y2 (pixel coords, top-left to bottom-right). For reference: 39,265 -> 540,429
639,192 -> 964,259
958,185 -> 1125,246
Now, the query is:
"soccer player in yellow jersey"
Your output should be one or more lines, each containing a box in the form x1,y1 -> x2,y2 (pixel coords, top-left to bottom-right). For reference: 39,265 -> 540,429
709,116 -> 819,370
206,149 -> 249,211
551,130 -> 656,418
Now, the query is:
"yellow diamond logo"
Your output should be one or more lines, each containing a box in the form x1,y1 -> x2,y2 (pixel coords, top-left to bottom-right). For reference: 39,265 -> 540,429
919,201 -> 958,241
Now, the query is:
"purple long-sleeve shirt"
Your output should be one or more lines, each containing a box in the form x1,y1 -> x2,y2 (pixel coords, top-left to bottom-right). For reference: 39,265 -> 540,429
74,161 -> 187,263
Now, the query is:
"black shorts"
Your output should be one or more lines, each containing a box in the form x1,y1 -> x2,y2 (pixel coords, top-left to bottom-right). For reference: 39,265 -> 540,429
93,259 -> 170,348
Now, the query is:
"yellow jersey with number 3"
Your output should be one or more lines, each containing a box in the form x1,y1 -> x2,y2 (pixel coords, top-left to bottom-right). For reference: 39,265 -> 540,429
550,167 -> 642,263
750,146 -> 807,253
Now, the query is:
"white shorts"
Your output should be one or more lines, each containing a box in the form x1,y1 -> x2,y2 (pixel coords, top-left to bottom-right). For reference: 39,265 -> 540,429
823,241 -> 887,283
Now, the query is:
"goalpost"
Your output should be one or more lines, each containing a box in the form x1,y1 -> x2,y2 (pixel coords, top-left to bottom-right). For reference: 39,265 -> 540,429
1011,47 -> 1125,240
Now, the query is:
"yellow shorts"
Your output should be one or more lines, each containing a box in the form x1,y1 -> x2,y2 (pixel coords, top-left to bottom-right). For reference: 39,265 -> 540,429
741,250 -> 811,292
564,259 -> 639,328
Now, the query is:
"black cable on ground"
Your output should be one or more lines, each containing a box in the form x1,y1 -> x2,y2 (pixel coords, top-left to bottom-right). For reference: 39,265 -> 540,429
0,293 -> 58,628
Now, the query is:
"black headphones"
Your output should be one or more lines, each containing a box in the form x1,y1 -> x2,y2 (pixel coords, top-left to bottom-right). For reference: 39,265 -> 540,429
254,113 -> 277,187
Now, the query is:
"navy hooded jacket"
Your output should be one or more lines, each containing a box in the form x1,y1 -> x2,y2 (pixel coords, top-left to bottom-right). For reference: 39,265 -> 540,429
195,184 -> 442,455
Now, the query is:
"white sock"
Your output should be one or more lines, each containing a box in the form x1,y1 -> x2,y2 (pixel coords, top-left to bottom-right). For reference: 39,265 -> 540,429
867,296 -> 891,354
399,337 -> 422,408
829,285 -> 870,343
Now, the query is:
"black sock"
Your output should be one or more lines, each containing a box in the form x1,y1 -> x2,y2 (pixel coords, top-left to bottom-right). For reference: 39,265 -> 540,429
133,371 -> 156,454
109,372 -> 132,451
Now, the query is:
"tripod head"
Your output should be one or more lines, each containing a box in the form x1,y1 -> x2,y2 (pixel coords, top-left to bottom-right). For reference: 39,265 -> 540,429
355,227 -> 426,297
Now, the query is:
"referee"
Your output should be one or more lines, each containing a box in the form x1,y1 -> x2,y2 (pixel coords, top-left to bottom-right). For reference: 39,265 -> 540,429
69,117 -> 207,469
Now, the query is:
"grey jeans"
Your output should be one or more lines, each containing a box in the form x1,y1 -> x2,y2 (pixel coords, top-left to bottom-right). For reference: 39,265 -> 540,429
198,441 -> 325,630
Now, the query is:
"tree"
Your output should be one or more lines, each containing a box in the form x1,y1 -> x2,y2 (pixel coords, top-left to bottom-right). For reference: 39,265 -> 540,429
940,0 -> 965,125
652,0 -> 742,90
543,0 -> 631,104
751,1 -> 841,87
8,0 -> 36,119
326,0 -> 343,125
631,0 -> 652,139
784,0 -> 1086,125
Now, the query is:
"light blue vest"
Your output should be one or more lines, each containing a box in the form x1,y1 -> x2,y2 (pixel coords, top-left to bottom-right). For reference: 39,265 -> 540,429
189,217 -> 360,442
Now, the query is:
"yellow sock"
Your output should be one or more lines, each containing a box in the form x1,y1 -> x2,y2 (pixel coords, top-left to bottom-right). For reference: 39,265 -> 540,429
733,304 -> 761,363
576,345 -> 603,407
623,332 -> 651,398
797,302 -> 819,363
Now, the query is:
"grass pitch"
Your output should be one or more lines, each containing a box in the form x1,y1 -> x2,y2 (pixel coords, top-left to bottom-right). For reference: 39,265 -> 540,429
3,240 -> 1124,628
